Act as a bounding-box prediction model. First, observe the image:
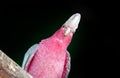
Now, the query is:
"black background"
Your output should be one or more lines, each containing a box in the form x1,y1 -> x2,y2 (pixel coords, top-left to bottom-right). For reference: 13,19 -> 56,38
0,0 -> 118,78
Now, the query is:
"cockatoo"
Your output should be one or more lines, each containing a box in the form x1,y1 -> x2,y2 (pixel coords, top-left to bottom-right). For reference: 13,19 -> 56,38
22,13 -> 81,78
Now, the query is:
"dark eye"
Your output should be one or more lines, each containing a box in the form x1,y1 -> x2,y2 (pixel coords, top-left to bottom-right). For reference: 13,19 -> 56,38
62,25 -> 65,28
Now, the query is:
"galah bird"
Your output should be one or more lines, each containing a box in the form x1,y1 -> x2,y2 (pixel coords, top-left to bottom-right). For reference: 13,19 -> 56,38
22,13 -> 81,78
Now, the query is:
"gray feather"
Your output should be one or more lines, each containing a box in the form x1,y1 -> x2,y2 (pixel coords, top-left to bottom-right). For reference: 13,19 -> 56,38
65,51 -> 71,78
22,44 -> 38,69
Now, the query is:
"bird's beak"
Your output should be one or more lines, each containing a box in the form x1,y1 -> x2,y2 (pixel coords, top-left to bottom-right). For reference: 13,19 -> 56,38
63,13 -> 81,36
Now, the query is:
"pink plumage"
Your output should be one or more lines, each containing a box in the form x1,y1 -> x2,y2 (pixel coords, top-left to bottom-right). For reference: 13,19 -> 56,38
22,13 -> 81,78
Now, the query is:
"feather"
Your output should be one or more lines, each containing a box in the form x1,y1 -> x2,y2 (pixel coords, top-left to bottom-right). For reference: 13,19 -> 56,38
22,44 -> 38,69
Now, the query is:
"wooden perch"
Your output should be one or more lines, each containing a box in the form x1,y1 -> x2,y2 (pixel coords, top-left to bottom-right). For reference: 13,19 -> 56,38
0,50 -> 33,78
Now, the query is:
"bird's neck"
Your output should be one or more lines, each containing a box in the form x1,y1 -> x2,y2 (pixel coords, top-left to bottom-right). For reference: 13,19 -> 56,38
51,27 -> 73,49
40,27 -> 73,51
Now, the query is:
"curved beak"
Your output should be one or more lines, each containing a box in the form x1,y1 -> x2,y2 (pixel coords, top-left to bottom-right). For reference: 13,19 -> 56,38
63,13 -> 81,36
